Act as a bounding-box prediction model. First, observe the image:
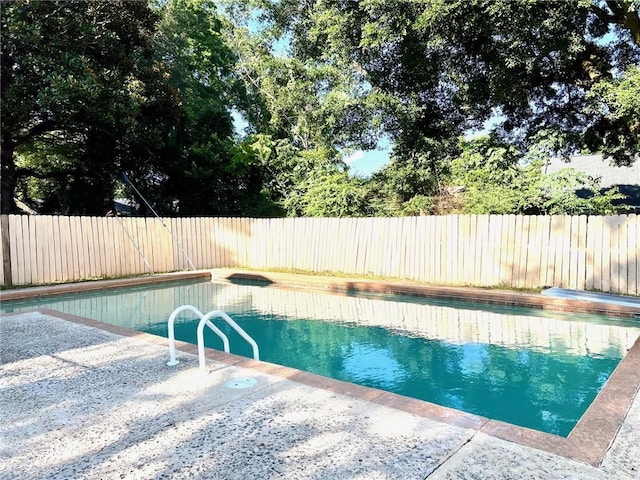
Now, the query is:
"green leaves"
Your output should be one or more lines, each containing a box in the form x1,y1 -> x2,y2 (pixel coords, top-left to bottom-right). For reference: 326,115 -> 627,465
285,171 -> 371,217
449,138 -> 627,215
1,0 -> 172,213
586,65 -> 640,163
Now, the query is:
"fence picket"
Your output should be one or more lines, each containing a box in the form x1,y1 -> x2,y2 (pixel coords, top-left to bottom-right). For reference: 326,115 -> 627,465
513,215 -> 525,288
501,214 -> 513,286
203,216 -> 213,268
51,216 -> 64,282
487,215 -> 501,286
576,215 -> 588,291
80,217 -> 93,278
100,217 -> 113,277
587,216 -> 603,291
434,216 -> 445,283
38,216 -> 49,283
560,215 -> 573,289
602,216 -> 614,293
408,217 -> 418,279
174,217 -> 185,270
449,215 -> 457,283
628,214 -> 638,295
521,216 -> 533,288
392,217 -> 401,278
617,215 -> 627,295
548,216 -> 563,287
197,216 -> 206,268
189,216 -> 199,269
97,216 -> 109,276
537,216 -> 550,288
567,216 -> 580,290
458,214 -> 470,284
85,216 -> 98,278
524,216 -> 539,289
10,216 -> 24,286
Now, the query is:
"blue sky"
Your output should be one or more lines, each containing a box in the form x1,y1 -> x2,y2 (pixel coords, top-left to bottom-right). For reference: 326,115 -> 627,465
343,138 -> 392,178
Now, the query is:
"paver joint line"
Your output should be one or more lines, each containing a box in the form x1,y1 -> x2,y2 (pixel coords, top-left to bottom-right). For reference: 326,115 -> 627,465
424,430 -> 479,479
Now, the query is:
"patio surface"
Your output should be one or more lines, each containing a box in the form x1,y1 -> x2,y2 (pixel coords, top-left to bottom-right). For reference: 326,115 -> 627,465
1,310 -> 640,479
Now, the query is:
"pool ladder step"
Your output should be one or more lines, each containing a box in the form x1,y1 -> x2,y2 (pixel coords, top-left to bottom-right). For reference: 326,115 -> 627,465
167,305 -> 260,373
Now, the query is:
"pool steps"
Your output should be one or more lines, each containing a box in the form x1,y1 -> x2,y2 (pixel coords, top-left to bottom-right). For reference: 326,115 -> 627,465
167,305 -> 260,372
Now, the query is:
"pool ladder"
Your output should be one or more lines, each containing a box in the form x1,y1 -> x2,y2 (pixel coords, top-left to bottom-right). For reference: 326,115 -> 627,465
166,305 -> 260,373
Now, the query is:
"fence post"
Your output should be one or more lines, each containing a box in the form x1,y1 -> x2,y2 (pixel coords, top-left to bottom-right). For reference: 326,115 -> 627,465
1,215 -> 12,287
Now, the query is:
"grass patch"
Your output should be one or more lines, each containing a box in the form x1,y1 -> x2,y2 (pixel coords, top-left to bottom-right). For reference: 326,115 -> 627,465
231,267 -> 543,294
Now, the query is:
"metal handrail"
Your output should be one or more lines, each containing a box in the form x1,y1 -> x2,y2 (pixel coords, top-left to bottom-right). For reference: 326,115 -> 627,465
167,305 -> 259,373
167,305 -> 229,366
197,310 -> 260,372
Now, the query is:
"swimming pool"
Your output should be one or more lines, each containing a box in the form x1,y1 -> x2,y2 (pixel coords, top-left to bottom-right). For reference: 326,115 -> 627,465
3,278 -> 639,437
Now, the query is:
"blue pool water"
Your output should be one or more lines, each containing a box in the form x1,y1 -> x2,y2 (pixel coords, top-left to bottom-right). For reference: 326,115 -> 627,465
3,279 -> 639,436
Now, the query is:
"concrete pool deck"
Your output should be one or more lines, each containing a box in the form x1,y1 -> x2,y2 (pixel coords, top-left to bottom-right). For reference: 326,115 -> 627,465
0,312 -> 640,479
2,307 -> 640,479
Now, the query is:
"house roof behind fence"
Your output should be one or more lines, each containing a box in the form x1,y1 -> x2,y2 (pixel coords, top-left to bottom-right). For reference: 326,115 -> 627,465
544,154 -> 640,188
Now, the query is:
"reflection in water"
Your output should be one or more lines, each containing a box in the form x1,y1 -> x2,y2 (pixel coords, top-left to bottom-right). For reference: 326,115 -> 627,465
341,342 -> 409,389
3,279 -> 639,436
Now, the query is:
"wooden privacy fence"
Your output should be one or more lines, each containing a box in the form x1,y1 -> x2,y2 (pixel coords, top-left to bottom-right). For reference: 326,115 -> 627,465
0,215 -> 251,287
1,214 -> 638,295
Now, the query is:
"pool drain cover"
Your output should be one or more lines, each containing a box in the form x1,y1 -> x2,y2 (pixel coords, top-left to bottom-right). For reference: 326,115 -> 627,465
225,378 -> 258,389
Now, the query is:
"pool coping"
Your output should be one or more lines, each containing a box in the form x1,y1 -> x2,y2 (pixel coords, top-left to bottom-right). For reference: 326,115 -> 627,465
214,269 -> 640,319
2,270 -> 640,467
0,270 -> 211,302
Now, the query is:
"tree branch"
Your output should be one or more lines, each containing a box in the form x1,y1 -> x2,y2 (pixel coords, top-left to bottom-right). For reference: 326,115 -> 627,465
15,166 -> 76,181
590,4 -> 620,24
605,0 -> 626,18
14,120 -> 58,146
604,1 -> 640,47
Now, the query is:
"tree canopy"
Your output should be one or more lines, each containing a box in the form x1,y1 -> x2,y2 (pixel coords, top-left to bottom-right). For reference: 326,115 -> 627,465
1,0 -> 177,213
1,0 -> 638,216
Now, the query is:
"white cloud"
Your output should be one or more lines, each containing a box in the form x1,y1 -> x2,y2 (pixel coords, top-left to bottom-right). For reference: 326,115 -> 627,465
344,150 -> 365,165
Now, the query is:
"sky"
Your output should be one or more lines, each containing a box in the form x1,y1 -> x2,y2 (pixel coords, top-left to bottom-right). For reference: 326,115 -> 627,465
343,139 -> 392,178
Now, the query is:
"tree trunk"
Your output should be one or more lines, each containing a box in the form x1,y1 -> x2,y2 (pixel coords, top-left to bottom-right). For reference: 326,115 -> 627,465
0,134 -> 18,214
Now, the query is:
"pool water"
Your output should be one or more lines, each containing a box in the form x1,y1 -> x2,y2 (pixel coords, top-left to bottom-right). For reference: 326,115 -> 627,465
3,279 -> 639,436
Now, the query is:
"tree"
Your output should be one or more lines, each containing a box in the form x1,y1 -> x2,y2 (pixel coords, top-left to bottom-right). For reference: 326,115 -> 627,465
220,2 -> 387,214
586,64 -> 640,164
247,0 -> 640,206
149,0 -> 260,215
1,0 -> 175,214
285,170 -> 371,217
